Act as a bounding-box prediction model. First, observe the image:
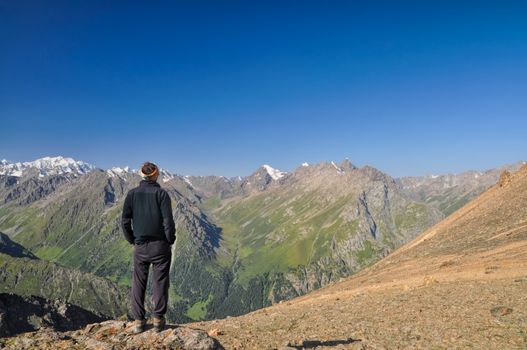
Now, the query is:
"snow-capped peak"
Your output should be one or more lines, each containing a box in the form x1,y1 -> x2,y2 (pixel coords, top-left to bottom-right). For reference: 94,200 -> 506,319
107,166 -> 131,179
301,162 -> 309,167
262,164 -> 286,180
0,156 -> 95,178
111,166 -> 130,173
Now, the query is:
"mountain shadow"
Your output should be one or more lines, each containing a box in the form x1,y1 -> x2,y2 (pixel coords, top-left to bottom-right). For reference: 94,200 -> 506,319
0,232 -> 37,259
287,338 -> 361,349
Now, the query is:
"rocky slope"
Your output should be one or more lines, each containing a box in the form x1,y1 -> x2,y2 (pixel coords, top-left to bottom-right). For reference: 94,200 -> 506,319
192,164 -> 527,349
0,293 -> 107,337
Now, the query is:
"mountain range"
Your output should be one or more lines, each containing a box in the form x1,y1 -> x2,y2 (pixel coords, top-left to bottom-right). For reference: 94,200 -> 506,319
192,162 -> 527,349
0,156 -> 524,325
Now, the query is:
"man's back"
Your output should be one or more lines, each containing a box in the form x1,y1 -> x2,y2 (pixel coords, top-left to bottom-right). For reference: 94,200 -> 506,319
122,180 -> 175,244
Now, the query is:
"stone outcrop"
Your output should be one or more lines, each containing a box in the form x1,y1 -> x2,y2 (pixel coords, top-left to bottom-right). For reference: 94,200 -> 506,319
0,320 -> 224,350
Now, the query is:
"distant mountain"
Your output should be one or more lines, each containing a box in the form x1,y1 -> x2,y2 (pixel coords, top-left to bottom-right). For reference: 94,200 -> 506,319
398,161 -> 526,215
0,155 -> 522,325
206,160 -> 442,304
0,156 -> 95,178
192,163 -> 527,349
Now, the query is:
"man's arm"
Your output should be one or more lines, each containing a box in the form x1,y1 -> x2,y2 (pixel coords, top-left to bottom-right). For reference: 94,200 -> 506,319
121,191 -> 135,244
160,190 -> 176,244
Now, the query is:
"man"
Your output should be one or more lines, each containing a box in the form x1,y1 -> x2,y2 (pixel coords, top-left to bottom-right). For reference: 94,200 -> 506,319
121,161 -> 176,333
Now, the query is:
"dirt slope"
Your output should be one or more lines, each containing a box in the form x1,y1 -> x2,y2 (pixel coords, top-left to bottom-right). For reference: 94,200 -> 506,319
193,166 -> 527,349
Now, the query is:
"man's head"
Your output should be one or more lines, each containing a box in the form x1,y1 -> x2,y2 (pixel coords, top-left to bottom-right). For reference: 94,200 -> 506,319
140,162 -> 159,182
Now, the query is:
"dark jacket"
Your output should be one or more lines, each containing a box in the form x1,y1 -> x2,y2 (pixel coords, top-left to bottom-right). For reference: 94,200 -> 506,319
121,180 -> 176,245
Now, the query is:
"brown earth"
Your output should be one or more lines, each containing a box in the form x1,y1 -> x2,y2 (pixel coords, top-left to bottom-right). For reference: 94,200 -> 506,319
192,165 -> 527,349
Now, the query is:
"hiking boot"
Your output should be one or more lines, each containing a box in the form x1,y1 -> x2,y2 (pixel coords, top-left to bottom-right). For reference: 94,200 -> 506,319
133,319 -> 146,334
153,316 -> 166,332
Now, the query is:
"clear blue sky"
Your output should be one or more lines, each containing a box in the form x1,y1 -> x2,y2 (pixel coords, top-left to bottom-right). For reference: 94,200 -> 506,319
1,1 -> 526,177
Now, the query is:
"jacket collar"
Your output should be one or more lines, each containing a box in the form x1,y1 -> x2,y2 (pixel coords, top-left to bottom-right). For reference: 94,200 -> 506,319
139,179 -> 160,188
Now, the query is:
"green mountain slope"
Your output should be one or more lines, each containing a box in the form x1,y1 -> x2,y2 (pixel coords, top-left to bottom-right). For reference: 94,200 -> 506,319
0,233 -> 128,319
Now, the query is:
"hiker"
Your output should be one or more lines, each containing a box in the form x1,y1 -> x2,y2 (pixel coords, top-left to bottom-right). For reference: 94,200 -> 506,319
121,161 -> 176,333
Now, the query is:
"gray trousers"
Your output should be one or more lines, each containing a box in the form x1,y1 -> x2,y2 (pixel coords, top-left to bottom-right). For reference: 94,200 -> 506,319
131,240 -> 172,320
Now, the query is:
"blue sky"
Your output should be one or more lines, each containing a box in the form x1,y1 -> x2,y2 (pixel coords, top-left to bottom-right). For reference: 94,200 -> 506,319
1,1 -> 526,177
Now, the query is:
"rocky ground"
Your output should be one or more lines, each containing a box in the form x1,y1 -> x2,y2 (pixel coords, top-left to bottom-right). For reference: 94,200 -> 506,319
0,320 -> 224,350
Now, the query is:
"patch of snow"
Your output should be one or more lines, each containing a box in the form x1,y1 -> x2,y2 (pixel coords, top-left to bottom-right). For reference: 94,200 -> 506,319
301,162 -> 309,167
331,161 -> 343,174
160,169 -> 175,183
183,176 -> 193,187
262,164 -> 286,180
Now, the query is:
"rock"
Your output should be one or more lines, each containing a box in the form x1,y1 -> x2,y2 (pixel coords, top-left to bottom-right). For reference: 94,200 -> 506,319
498,171 -> 512,187
207,328 -> 223,336
423,276 -> 438,286
490,306 -> 513,317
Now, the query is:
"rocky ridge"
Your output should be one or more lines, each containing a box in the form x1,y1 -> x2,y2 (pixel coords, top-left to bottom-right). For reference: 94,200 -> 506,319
0,293 -> 106,338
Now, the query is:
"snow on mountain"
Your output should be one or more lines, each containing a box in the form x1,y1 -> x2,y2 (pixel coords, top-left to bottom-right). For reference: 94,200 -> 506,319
262,164 -> 286,180
160,169 -> 176,183
0,156 -> 95,178
183,176 -> 193,187
301,162 -> 309,167
331,161 -> 344,174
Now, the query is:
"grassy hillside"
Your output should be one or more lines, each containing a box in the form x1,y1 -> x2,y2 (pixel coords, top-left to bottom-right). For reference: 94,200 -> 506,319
0,252 -> 128,319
